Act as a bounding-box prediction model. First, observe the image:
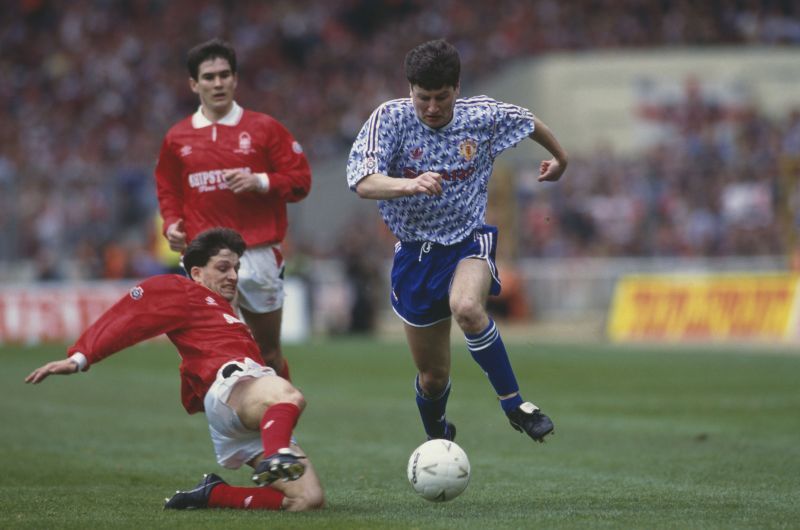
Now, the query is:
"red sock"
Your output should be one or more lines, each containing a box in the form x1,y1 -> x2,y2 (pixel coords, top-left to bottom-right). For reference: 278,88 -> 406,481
208,483 -> 284,510
260,403 -> 301,456
278,359 -> 291,381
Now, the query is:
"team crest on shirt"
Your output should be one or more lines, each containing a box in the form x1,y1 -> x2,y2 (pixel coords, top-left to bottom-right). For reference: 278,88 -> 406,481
130,286 -> 144,300
234,132 -> 255,154
458,139 -> 478,161
410,146 -> 424,160
180,145 -> 192,157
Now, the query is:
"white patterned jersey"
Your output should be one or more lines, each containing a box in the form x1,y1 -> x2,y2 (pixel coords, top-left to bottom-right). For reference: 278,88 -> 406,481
346,96 -> 535,245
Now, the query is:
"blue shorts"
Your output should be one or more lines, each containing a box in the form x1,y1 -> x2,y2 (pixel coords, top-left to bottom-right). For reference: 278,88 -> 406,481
390,225 -> 501,327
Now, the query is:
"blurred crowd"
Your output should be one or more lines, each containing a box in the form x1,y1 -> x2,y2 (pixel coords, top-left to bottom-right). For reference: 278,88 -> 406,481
517,90 -> 800,258
1,0 -> 799,281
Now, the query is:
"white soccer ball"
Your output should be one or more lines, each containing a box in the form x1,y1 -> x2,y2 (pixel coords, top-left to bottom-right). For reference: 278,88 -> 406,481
407,439 -> 470,502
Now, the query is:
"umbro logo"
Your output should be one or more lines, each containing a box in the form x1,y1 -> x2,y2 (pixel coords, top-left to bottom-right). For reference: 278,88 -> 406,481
205,296 -> 218,306
180,145 -> 192,157
263,420 -> 275,430
223,313 -> 244,325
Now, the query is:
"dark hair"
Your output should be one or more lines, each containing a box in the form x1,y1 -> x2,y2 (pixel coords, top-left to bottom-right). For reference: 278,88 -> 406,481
183,228 -> 246,273
187,38 -> 237,80
404,39 -> 460,90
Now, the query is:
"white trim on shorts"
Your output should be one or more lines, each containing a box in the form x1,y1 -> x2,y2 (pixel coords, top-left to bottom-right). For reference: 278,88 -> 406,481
390,305 -> 452,328
466,230 -> 500,285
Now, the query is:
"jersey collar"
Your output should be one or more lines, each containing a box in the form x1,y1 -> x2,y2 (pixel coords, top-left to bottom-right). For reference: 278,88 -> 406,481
414,99 -> 458,132
191,102 -> 244,128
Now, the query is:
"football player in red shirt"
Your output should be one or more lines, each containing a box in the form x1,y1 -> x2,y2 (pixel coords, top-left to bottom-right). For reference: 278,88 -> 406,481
155,38 -> 312,380
26,228 -> 324,512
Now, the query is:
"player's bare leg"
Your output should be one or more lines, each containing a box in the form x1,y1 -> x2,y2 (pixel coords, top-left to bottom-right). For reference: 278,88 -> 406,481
165,442 -> 324,511
405,319 -> 452,397
240,307 -> 289,378
451,258 -> 554,442
450,258 -> 492,335
406,319 -> 456,440
226,373 -> 303,428
175,375 -> 322,512
248,443 -> 324,511
227,375 -> 307,483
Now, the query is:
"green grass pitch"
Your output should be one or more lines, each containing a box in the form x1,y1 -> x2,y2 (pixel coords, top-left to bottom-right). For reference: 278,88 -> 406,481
2,338 -> 799,529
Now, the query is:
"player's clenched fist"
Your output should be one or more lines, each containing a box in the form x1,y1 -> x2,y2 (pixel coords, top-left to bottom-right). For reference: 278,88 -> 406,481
166,219 -> 187,252
166,219 -> 186,252
223,169 -> 262,194
537,158 -> 566,183
408,171 -> 443,196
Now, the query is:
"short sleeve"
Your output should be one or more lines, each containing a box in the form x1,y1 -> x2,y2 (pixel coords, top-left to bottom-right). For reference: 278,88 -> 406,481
490,101 -> 536,159
346,103 -> 399,190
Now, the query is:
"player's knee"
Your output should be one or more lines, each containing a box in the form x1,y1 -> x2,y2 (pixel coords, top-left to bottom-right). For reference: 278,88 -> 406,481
418,370 -> 449,397
301,486 -> 326,511
275,382 -> 306,412
450,296 -> 485,332
284,486 -> 325,512
251,376 -> 306,412
306,488 -> 325,510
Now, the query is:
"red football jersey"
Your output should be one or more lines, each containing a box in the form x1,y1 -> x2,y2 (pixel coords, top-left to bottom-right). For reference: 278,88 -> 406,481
155,103 -> 311,247
67,275 -> 262,414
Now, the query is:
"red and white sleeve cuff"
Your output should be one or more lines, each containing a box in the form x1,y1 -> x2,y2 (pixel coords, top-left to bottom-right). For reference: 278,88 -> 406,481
69,352 -> 88,371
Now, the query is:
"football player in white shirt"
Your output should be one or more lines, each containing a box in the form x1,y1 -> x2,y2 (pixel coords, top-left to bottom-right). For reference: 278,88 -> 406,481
347,39 -> 567,444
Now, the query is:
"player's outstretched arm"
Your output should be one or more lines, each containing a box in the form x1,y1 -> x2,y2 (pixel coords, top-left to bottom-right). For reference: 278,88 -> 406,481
530,116 -> 568,183
25,358 -> 79,384
355,172 -> 442,200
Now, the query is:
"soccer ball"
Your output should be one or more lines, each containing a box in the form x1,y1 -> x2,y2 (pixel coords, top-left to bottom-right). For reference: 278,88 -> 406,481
407,439 -> 470,502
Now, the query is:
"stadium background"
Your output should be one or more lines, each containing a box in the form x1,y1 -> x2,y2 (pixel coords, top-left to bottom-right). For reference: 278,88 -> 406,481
1,0 -> 798,342
2,2 -> 799,528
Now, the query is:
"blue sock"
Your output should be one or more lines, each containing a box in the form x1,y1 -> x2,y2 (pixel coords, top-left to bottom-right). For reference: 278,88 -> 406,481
465,319 -> 524,413
415,375 -> 451,439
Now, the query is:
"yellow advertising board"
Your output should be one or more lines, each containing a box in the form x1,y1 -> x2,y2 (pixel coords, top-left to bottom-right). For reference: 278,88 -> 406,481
608,273 -> 800,342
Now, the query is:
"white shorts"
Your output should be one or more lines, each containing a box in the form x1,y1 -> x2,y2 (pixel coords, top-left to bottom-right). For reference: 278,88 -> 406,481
237,245 -> 285,314
204,358 -> 276,469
